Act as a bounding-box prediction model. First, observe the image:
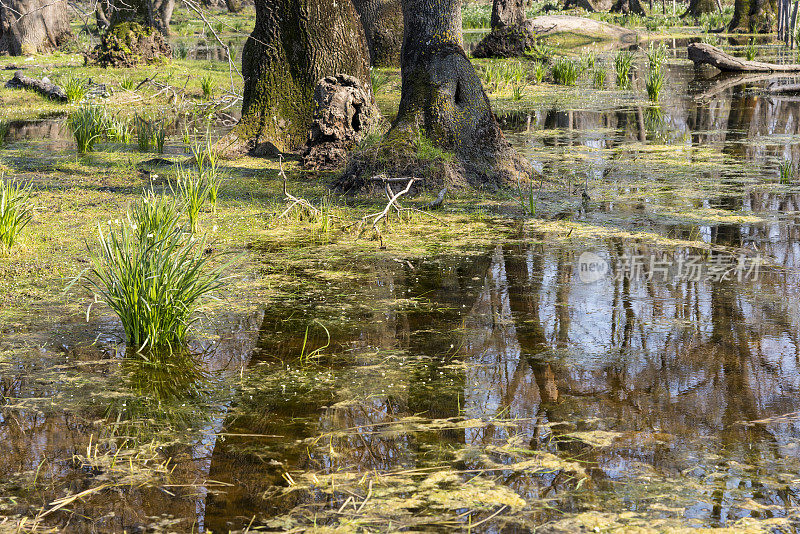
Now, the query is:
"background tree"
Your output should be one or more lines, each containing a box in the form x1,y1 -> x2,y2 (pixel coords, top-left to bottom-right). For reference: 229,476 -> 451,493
562,0 -> 613,11
351,0 -> 404,67
0,0 -> 71,55
728,0 -> 776,31
223,0 -> 372,155
610,0 -> 647,15
683,0 -> 717,17
472,0 -> 537,58
383,0 -> 529,185
96,0 -> 175,34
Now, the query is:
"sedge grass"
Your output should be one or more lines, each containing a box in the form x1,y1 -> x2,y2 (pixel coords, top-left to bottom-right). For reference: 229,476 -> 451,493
67,105 -> 106,153
86,206 -> 227,353
174,166 -> 210,232
0,176 -> 33,250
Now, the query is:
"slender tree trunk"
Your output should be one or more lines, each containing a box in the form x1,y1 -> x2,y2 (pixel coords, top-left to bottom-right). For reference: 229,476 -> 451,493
96,0 -> 175,34
351,0 -> 403,67
226,0 -> 372,155
390,0 -> 529,185
225,0 -> 243,13
0,0 -> 71,55
729,0 -> 777,31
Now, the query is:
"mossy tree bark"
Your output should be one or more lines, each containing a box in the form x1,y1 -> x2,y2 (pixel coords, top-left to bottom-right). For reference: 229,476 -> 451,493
351,0 -> 403,67
391,0 -> 530,185
683,0 -> 716,17
0,0 -> 71,55
492,0 -> 526,26
96,0 -> 174,34
728,0 -> 777,31
228,0 -> 372,155
610,0 -> 646,15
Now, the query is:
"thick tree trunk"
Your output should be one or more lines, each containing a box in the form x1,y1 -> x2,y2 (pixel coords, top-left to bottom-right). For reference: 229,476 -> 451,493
391,0 -> 530,186
729,0 -> 777,31
226,0 -> 372,155
610,0 -> 646,15
683,0 -> 716,17
0,0 -> 71,55
97,0 -> 174,34
492,0 -> 526,26
351,0 -> 403,67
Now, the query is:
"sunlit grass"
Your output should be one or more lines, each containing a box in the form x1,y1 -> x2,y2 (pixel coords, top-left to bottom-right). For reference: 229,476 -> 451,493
0,176 -> 33,250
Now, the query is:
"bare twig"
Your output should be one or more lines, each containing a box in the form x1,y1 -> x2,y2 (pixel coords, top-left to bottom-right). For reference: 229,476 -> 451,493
277,156 -> 320,219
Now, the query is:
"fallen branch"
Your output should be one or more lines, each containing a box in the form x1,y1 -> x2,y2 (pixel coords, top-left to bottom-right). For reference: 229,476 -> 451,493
5,71 -> 67,101
688,42 -> 800,72
277,156 -> 320,219
360,178 -> 416,234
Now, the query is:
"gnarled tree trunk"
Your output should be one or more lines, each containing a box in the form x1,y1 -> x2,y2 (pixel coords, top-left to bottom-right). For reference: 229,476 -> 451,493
224,0 -> 372,155
390,0 -> 530,186
352,0 -> 403,67
728,0 -> 777,31
472,0 -> 537,58
610,0 -> 646,15
0,0 -> 71,55
562,0 -> 614,11
96,0 -> 174,34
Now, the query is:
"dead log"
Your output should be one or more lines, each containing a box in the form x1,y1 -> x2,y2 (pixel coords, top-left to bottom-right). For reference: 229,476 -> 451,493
688,42 -> 800,72
766,82 -> 800,93
5,71 -> 67,101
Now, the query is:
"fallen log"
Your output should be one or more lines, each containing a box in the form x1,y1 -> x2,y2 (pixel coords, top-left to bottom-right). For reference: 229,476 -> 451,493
766,82 -> 800,93
529,15 -> 637,42
5,71 -> 67,102
688,42 -> 800,72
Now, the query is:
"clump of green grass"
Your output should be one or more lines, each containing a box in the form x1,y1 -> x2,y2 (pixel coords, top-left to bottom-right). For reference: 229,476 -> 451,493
532,61 -> 546,83
480,61 -> 525,93
585,50 -> 596,70
67,105 -> 106,153
0,120 -> 9,146
614,50 -> 634,88
153,122 -> 167,153
371,67 -> 391,94
135,115 -> 152,151
511,81 -> 526,100
745,39 -> 757,61
646,41 -> 667,73
106,114 -> 131,143
62,75 -> 88,104
592,67 -> 606,89
119,75 -> 136,91
779,158 -> 796,184
86,200 -> 227,353
129,188 -> 181,243
552,57 -> 581,86
0,176 -> 33,250
174,166 -> 210,233
646,70 -> 664,101
200,75 -> 214,99
174,41 -> 189,60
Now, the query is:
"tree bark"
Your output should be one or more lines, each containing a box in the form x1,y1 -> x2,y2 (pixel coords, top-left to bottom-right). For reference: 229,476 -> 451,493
96,0 -> 175,34
492,0 -> 526,27
610,0 -> 646,15
683,0 -> 716,17
351,0 -> 403,67
0,0 -> 71,55
226,0 -> 372,155
688,42 -> 800,71
391,0 -> 530,185
562,0 -> 614,10
729,0 -> 777,31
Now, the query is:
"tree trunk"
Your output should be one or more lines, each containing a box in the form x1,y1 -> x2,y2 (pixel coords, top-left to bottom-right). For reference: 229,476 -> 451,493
0,0 -> 71,55
683,0 -> 716,16
562,0 -> 614,11
610,0 -> 646,15
97,0 -> 174,34
492,0 -> 526,27
225,0 -> 243,13
226,0 -> 372,155
729,0 -> 777,31
351,0 -> 403,67
391,0 -> 530,186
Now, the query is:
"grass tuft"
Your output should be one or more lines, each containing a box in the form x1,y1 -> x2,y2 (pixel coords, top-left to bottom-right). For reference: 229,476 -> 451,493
0,176 -> 33,250
67,105 -> 106,153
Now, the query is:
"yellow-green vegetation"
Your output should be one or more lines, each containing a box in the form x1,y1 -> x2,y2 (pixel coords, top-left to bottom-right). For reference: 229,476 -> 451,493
0,176 -> 33,250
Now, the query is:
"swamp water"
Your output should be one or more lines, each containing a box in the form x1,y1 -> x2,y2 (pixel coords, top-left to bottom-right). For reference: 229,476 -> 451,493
4,44 -> 800,531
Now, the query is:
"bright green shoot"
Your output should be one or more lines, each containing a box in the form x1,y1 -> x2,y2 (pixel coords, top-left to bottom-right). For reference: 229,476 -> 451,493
0,177 -> 33,250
